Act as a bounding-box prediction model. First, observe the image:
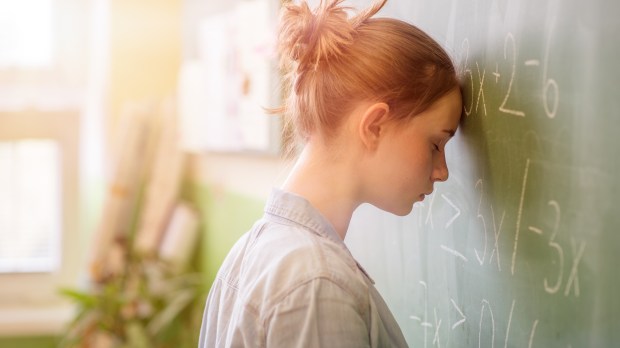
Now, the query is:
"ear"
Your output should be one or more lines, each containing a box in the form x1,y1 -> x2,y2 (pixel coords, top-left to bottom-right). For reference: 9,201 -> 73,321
358,102 -> 391,151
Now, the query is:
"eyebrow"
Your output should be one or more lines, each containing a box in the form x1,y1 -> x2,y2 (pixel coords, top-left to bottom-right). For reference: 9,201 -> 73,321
442,129 -> 456,137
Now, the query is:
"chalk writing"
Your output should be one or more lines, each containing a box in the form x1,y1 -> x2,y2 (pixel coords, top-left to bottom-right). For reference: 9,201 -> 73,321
489,205 -> 506,272
450,298 -> 467,330
493,63 -> 500,83
440,244 -> 468,262
475,61 -> 487,116
460,38 -> 473,116
528,320 -> 539,348
511,158 -> 530,275
498,33 -> 525,117
433,308 -> 442,347
544,200 -> 563,294
474,179 -> 488,265
460,31 -> 561,121
425,192 -> 437,230
524,59 -> 540,66
478,299 -> 495,348
542,25 -> 559,118
504,300 -> 516,348
441,193 -> 461,228
564,237 -> 586,297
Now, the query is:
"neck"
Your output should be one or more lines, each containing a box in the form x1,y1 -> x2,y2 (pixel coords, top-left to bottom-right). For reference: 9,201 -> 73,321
281,143 -> 361,240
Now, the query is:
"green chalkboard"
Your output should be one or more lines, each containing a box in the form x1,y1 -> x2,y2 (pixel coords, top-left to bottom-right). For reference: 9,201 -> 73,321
343,0 -> 620,346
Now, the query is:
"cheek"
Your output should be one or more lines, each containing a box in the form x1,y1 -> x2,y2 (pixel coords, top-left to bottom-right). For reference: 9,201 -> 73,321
406,142 -> 433,176
389,146 -> 432,191
377,135 -> 431,188
408,154 -> 433,186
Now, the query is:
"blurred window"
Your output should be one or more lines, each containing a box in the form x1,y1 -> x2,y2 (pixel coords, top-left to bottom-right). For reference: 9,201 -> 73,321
0,0 -> 99,335
0,140 -> 61,273
0,111 -> 79,335
0,0 -> 54,68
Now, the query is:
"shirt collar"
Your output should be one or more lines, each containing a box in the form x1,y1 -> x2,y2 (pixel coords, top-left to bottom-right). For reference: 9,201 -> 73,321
263,188 -> 375,284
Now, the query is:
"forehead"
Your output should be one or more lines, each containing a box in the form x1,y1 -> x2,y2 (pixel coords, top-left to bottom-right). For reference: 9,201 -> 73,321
412,89 -> 462,130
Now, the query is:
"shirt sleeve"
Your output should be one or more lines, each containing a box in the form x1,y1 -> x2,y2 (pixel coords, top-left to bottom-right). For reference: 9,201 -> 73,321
264,277 -> 370,348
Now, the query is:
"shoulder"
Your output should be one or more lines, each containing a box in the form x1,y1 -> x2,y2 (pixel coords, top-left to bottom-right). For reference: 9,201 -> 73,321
240,220 -> 369,312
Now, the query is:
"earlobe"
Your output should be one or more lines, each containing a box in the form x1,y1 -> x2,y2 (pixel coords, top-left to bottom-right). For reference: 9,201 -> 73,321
358,102 -> 390,150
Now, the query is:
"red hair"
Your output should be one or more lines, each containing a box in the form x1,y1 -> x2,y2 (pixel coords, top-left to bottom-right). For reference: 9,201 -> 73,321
274,0 -> 458,143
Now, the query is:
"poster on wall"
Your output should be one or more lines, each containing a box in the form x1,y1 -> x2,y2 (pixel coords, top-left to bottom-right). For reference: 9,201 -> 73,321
178,0 -> 279,154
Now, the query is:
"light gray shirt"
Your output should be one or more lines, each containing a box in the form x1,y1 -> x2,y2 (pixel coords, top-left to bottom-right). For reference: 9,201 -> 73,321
198,189 -> 408,347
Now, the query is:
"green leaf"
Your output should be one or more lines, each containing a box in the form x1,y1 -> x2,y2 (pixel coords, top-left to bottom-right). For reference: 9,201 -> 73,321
124,321 -> 151,348
58,288 -> 97,308
147,289 -> 196,335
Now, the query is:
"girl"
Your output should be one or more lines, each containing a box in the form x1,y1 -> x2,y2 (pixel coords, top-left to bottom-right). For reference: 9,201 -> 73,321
199,0 -> 462,346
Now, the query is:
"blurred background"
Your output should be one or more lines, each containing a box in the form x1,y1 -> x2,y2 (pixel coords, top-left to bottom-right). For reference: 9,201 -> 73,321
0,0 -> 293,346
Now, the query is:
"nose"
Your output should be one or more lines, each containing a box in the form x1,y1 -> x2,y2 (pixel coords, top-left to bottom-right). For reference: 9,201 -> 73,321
432,152 -> 449,182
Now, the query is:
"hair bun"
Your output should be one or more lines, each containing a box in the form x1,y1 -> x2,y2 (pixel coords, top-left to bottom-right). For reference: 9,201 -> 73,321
277,0 -> 357,73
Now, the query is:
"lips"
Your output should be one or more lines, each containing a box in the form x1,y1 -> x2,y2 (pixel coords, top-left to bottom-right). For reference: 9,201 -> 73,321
419,190 -> 433,201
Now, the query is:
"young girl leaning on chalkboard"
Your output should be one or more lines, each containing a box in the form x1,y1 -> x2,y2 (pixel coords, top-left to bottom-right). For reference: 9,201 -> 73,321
198,0 -> 462,346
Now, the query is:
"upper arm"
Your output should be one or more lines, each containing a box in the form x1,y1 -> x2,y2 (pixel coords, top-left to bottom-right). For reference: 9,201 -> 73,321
265,277 -> 370,348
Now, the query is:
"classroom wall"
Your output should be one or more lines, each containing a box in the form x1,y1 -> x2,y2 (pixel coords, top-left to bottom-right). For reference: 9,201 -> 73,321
180,0 -> 292,284
108,0 -> 182,133
185,153 -> 292,284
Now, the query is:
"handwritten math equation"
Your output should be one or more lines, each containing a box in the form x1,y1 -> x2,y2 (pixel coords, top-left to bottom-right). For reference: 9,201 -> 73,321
406,31 -> 587,348
460,32 -> 559,120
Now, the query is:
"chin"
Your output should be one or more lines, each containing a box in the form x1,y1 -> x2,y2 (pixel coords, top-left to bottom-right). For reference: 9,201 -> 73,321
397,206 -> 415,216
371,197 -> 416,216
382,203 -> 414,217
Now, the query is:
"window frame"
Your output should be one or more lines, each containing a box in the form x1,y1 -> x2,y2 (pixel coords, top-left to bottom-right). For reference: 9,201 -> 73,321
0,110 -> 81,335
